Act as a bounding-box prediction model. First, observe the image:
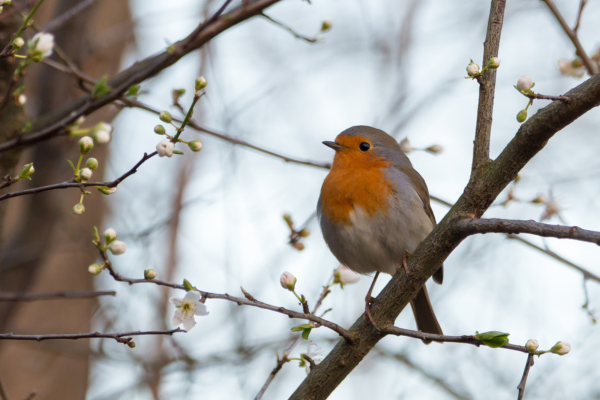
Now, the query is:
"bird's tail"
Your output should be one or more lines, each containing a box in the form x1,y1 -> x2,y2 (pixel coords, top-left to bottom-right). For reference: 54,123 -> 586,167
409,285 -> 443,344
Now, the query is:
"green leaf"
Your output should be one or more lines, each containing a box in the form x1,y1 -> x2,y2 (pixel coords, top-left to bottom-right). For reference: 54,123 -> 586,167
67,159 -> 76,173
183,279 -> 194,291
302,328 -> 312,340
291,323 -> 313,332
475,331 -> 510,348
92,75 -> 111,98
93,226 -> 100,243
125,84 -> 141,96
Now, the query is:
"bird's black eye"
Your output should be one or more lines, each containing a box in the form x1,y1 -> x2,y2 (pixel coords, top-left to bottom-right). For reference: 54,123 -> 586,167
359,142 -> 370,152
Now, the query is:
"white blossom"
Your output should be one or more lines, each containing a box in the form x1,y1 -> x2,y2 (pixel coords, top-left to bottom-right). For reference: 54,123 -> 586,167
333,265 -> 360,286
516,75 -> 533,91
28,32 -> 54,59
156,139 -> 174,157
304,341 -> 323,374
170,291 -> 209,331
280,271 -> 297,291
17,94 -> 26,106
92,122 -> 113,144
108,240 -> 126,255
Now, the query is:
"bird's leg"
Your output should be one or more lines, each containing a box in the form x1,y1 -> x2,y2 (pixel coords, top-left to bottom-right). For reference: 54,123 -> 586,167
364,271 -> 381,331
396,251 -> 411,277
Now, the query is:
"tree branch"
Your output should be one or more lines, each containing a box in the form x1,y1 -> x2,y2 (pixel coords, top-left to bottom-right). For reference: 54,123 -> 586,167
0,290 -> 116,302
0,151 -> 156,202
290,43 -> 600,400
540,0 -> 598,75
471,0 -> 506,174
0,0 -> 283,154
455,218 -> 600,246
516,353 -> 535,400
0,329 -> 183,345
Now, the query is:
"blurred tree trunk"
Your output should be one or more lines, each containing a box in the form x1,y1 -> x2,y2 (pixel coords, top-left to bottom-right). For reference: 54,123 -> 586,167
0,0 -> 133,399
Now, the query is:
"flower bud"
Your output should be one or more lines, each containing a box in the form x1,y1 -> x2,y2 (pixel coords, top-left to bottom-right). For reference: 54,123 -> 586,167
27,32 -> 54,61
17,163 -> 34,180
292,241 -> 305,251
516,75 -> 533,91
144,269 -> 157,280
488,57 -> 501,68
466,60 -> 480,77
16,94 -> 26,106
156,139 -> 174,157
425,144 -> 443,154
154,125 -> 166,135
516,109 -> 527,123
280,271 -> 297,291
127,341 -> 136,348
531,194 -> 547,204
321,19 -> 332,32
79,168 -> 92,181
333,265 -> 360,286
13,37 -> 24,48
399,138 -> 413,153
159,111 -> 172,123
283,213 -> 293,224
188,140 -> 203,152
551,341 -> 571,356
85,158 -> 99,170
298,229 -> 310,238
73,203 -> 85,215
195,76 -> 207,91
109,240 -> 126,256
88,263 -> 103,275
97,186 -> 117,195
78,136 -> 94,154
92,122 -> 113,144
525,339 -> 539,353
103,228 -> 117,244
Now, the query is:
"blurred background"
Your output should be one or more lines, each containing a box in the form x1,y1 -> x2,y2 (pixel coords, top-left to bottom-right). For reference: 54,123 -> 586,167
1,0 -> 599,399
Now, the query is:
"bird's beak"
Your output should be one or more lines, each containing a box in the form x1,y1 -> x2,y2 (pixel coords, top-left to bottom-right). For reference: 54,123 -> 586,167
322,141 -> 347,151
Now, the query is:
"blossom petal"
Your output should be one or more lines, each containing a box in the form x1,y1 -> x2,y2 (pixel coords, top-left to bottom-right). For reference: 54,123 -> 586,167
171,309 -> 184,327
194,303 -> 209,316
182,313 -> 196,332
184,291 -> 201,302
169,297 -> 182,306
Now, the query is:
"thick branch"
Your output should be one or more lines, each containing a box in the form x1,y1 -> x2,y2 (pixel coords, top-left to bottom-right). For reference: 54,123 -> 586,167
290,46 -> 600,400
455,218 -> 600,245
0,290 -> 116,301
471,0 -> 506,173
0,0 -> 282,154
541,0 -> 598,75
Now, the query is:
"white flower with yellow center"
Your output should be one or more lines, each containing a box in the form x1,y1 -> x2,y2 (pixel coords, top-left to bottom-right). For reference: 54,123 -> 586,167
170,291 -> 209,331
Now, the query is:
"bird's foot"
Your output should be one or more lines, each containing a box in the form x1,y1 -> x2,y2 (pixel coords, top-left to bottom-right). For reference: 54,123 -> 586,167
364,294 -> 380,331
396,252 -> 411,277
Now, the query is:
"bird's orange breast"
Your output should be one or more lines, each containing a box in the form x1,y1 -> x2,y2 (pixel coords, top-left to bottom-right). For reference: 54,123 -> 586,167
320,152 -> 394,225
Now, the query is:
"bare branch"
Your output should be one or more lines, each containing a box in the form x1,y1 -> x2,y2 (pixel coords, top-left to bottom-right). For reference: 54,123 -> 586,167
260,13 -> 318,43
0,152 -> 156,202
471,0 -> 506,173
0,290 -> 116,302
254,356 -> 287,400
525,92 -> 570,102
517,354 -> 535,400
540,0 -> 598,75
40,0 -> 102,33
0,329 -> 183,345
455,218 -> 600,246
573,0 -> 587,33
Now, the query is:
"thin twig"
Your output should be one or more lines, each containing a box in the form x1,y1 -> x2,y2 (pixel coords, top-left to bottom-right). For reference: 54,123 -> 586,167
40,0 -> 103,32
0,375 -> 8,400
573,0 -> 587,33
0,0 -> 46,58
471,0 -> 506,174
0,290 -> 116,302
0,152 -> 156,202
540,0 -> 598,75
516,353 -> 535,400
254,356 -> 287,400
525,92 -> 570,102
260,13 -> 318,43
0,329 -> 183,345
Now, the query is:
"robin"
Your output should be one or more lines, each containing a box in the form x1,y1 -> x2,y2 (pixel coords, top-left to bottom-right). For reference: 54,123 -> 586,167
318,126 -> 443,339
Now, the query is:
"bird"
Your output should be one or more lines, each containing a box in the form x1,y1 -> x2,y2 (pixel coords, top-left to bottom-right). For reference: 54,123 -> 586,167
317,125 -> 443,340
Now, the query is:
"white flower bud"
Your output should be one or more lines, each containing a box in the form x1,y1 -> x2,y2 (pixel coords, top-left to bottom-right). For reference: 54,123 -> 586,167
13,37 -> 24,48
525,339 -> 539,353
195,76 -> 207,91
466,60 -> 480,77
92,122 -> 112,144
27,32 -> 54,60
88,263 -> 103,275
425,144 -> 443,154
188,140 -> 203,152
280,271 -> 297,291
73,203 -> 85,215
333,265 -> 360,286
103,228 -> 117,244
108,240 -> 126,256
78,136 -> 94,154
488,57 -> 501,68
16,94 -> 26,106
321,19 -> 332,32
79,168 -> 92,181
551,341 -> 571,356
516,75 -> 533,91
399,138 -> 413,153
97,186 -> 117,195
85,158 -> 98,170
156,139 -> 174,157
144,269 -> 157,279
